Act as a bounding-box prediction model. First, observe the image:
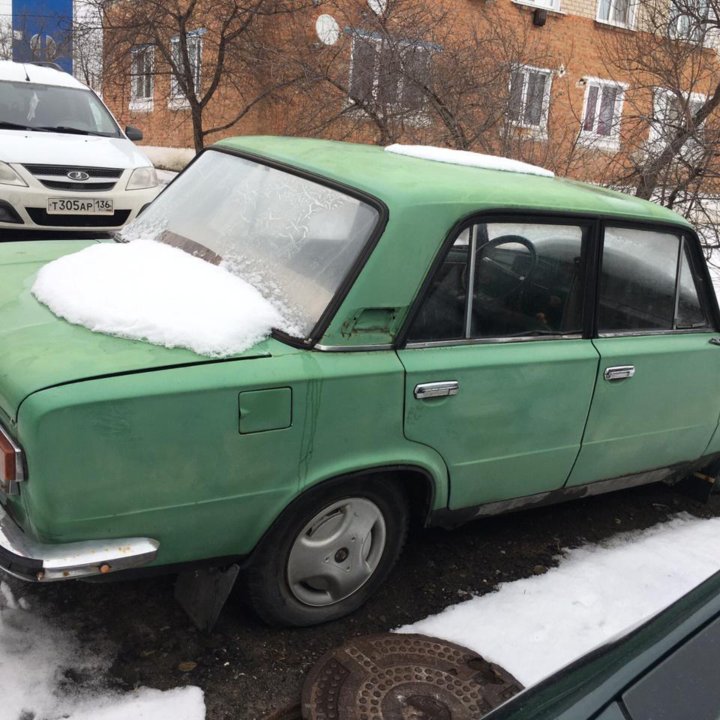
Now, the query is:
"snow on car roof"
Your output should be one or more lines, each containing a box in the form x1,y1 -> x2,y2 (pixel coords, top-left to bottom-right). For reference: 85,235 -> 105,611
0,60 -> 87,89
385,144 -> 555,178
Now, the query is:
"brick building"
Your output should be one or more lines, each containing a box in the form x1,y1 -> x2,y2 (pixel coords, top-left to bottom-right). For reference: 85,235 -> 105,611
101,0 -> 719,195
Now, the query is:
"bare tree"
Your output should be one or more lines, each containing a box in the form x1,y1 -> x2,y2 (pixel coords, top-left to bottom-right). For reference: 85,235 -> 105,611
96,0 -> 312,152
598,0 -> 720,249
283,0 -> 598,182
72,0 -> 104,91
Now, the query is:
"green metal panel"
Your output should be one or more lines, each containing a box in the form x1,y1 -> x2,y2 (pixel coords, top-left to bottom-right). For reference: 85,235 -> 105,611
239,387 -> 292,434
14,349 -> 447,566
567,334 -> 720,486
0,240 -> 269,418
398,340 -> 599,509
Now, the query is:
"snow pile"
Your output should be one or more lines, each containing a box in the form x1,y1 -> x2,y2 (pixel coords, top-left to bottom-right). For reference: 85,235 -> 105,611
142,146 -> 196,172
0,580 -> 205,720
32,240 -> 284,357
385,144 -> 555,178
398,514 -> 720,687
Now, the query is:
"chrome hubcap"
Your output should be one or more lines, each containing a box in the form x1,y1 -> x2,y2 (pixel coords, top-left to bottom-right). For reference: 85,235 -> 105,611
287,498 -> 387,607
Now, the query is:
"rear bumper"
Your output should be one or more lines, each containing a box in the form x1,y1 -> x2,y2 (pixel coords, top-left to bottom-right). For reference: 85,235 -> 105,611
0,502 -> 159,581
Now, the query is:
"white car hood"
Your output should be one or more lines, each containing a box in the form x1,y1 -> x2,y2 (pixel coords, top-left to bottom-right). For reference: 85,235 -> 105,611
0,130 -> 151,169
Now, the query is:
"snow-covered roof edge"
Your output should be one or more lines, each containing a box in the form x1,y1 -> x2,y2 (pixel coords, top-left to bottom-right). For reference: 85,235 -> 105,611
385,144 -> 555,178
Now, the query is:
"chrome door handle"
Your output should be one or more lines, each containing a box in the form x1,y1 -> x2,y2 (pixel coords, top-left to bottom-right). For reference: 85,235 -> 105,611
604,365 -> 635,382
710,337 -> 720,346
414,381 -> 459,399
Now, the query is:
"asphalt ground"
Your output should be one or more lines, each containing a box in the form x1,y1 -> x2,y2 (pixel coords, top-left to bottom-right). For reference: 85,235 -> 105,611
5,481 -> 720,719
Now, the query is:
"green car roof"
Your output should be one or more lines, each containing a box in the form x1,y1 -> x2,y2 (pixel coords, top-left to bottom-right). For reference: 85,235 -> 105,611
215,136 -> 691,228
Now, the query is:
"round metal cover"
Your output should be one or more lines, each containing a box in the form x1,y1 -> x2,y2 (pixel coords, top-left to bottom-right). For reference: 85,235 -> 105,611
302,633 -> 523,720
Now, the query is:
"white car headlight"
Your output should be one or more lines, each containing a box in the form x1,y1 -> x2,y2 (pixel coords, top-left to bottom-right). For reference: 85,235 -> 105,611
126,166 -> 158,190
0,161 -> 27,187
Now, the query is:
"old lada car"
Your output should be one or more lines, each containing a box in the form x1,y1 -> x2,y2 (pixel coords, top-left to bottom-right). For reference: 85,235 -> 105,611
1,137 -> 719,626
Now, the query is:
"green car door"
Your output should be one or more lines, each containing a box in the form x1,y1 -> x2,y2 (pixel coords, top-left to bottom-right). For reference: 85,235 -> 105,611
567,225 -> 720,486
397,218 -> 600,510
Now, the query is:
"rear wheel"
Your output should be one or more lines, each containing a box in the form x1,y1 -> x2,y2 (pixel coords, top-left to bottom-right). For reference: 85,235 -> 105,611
244,478 -> 408,626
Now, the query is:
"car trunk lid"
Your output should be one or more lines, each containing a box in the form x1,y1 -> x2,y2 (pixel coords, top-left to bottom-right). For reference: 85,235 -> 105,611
0,240 -> 274,418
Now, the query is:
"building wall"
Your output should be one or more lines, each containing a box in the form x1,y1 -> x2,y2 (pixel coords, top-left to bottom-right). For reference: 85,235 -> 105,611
101,0 -> 719,187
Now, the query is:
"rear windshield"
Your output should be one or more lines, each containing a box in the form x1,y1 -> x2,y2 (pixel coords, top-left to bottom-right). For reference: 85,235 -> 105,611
0,81 -> 121,137
119,150 -> 380,338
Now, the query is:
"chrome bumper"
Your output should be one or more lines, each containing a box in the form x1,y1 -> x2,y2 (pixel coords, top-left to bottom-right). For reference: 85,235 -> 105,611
0,502 -> 159,581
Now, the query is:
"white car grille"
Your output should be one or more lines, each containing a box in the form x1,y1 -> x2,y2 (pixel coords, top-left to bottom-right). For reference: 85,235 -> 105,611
22,164 -> 123,192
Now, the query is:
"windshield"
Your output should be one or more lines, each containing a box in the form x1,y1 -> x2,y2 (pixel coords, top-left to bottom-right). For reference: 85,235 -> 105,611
0,81 -> 121,137
119,150 -> 380,338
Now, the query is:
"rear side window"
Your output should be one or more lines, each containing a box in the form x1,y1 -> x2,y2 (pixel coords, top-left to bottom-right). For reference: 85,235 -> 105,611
598,227 -> 709,333
407,221 -> 588,342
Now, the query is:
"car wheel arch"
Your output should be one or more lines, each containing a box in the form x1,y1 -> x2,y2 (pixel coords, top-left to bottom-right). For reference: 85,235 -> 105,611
250,464 -> 439,559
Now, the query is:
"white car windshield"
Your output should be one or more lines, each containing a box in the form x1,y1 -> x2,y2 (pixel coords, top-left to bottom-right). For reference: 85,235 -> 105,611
0,81 -> 121,137
119,150 -> 380,338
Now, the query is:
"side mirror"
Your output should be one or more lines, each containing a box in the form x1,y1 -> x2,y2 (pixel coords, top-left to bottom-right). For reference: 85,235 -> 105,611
125,125 -> 143,142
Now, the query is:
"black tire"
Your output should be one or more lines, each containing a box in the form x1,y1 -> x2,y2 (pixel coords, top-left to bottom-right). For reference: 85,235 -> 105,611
243,477 -> 408,627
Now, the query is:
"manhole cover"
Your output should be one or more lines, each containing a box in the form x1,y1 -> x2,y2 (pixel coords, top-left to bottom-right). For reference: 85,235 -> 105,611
302,633 -> 523,720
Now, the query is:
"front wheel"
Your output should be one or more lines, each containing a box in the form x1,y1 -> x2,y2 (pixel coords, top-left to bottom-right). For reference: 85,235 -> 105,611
243,478 -> 408,626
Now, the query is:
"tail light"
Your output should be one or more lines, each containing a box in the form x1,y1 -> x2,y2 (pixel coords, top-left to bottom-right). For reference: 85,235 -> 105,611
0,424 -> 25,495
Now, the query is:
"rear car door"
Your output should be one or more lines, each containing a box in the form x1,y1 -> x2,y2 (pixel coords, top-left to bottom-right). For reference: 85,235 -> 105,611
567,225 -> 720,487
397,217 -> 600,510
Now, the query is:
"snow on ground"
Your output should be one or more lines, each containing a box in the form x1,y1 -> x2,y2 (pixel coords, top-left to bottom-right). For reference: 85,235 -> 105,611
0,581 -> 205,720
397,513 -> 720,688
143,146 -> 196,172
32,240 -> 284,357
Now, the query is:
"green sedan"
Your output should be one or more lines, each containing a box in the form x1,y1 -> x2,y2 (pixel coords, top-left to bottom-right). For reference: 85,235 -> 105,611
1,137 -> 719,626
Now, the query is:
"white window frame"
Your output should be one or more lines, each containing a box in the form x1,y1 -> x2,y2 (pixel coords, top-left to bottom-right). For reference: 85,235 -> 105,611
169,30 -> 203,110
347,31 -> 433,118
648,87 -> 706,154
668,0 -> 717,46
512,0 -> 562,11
507,65 -> 553,136
130,45 -> 154,112
596,0 -> 636,28
579,77 -> 627,151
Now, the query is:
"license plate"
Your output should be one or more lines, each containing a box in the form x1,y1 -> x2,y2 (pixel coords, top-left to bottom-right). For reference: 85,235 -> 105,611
46,198 -> 114,215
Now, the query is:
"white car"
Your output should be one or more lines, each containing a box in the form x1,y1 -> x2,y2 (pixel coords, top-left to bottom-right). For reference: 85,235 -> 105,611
0,61 -> 160,233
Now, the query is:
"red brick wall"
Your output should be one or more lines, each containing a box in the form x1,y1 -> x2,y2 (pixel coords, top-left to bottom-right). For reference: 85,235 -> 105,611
102,0 -> 719,186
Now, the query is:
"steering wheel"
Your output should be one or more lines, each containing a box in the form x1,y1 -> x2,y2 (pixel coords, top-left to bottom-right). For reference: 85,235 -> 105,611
475,234 -> 538,301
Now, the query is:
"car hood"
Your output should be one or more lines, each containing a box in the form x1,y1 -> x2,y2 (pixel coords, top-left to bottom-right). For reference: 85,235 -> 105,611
0,130 -> 151,168
0,240 -> 274,418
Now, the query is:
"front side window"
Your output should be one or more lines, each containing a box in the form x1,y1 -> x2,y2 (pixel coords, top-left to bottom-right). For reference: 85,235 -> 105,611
408,221 -> 587,343
597,0 -> 636,26
348,32 -> 432,114
120,150 -> 380,338
0,81 -> 120,136
170,31 -> 203,105
130,45 -> 154,109
598,227 -> 708,332
580,80 -> 625,149
508,66 -> 552,132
